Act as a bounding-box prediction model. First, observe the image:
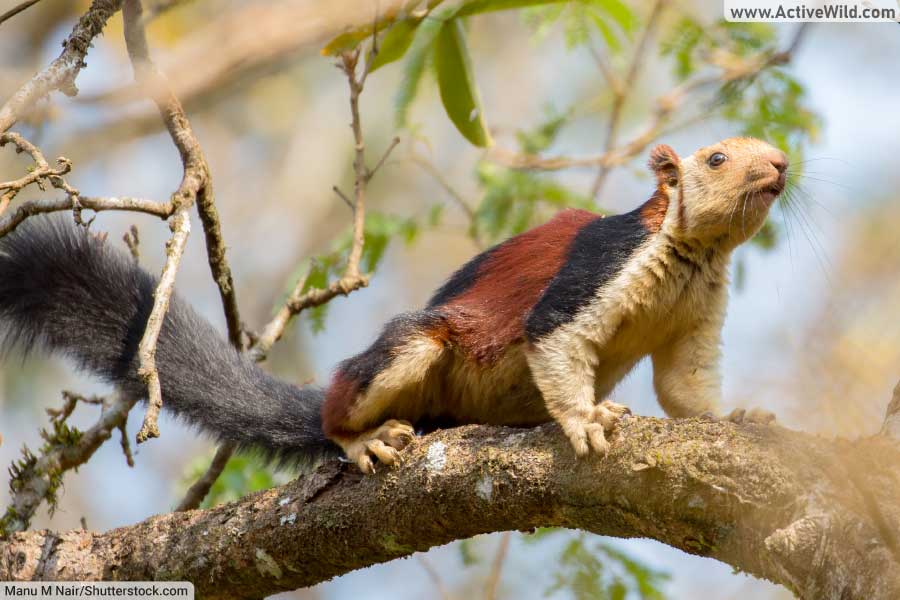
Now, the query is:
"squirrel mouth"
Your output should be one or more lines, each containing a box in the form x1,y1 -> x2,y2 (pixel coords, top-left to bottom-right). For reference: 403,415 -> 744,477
753,173 -> 787,204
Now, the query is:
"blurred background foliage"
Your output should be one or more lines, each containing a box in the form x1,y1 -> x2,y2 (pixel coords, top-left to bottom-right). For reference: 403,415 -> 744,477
1,0 -> 898,598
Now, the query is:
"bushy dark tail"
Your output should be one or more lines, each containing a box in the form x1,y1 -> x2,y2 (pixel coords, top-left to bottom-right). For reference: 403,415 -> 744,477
0,217 -> 338,465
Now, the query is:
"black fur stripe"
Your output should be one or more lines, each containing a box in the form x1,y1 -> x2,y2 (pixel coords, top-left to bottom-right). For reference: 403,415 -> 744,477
427,245 -> 498,307
525,208 -> 650,341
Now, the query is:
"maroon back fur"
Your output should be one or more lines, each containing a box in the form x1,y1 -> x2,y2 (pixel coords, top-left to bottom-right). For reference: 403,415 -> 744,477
437,209 -> 599,363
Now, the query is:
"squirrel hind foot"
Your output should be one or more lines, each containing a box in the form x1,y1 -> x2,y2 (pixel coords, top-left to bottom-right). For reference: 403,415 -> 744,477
340,419 -> 416,474
700,407 -> 776,425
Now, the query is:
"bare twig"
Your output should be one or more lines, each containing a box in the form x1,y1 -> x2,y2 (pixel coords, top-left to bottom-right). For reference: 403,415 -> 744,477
342,49 -> 370,280
195,185 -> 243,350
409,151 -> 484,249
122,0 -> 204,443
369,136 -> 400,180
333,185 -> 353,210
484,532 -> 511,600
590,0 -> 667,199
123,224 -> 141,261
175,442 -> 236,512
0,195 -> 173,237
47,391 -> 104,423
122,0 -> 243,501
134,209 -> 191,443
0,0 -> 43,27
123,3 -> 244,352
250,44 -> 390,363
417,555 -> 453,600
0,0 -> 123,132
0,133 -> 73,215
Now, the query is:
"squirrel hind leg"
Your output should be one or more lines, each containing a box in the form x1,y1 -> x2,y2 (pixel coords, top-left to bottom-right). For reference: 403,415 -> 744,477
322,310 -> 450,473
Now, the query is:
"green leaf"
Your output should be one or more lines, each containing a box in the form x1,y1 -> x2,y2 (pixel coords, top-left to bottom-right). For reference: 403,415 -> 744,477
433,18 -> 492,147
589,0 -> 636,34
395,8 -> 456,128
457,0 -> 570,17
370,17 -> 423,72
587,8 -> 623,53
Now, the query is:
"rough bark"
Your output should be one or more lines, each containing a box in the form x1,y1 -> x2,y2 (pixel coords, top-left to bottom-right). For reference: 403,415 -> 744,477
3,417 -> 900,599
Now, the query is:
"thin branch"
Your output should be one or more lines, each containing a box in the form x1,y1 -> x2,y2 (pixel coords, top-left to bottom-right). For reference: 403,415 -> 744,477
123,224 -> 141,262
0,195 -> 173,237
249,44 -> 390,363
0,0 -> 43,27
418,555 -> 453,600
122,0 -> 203,443
409,151 -> 484,249
332,185 -> 353,210
121,0 -> 243,500
175,442 -> 236,512
46,391 -> 103,423
134,209 -> 191,443
0,0 -> 123,132
368,136 -> 400,180
342,49 -> 369,280
489,23 -> 808,176
484,532 -> 511,600
0,133 -> 72,215
590,0 -> 667,199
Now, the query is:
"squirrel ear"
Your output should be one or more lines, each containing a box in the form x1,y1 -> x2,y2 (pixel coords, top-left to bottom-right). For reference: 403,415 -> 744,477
648,144 -> 680,187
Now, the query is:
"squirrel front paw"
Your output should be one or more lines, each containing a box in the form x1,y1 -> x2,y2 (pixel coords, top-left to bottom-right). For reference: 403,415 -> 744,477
560,400 -> 631,457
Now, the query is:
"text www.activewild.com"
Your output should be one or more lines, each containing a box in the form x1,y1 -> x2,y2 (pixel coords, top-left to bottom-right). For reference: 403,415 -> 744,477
725,1 -> 898,22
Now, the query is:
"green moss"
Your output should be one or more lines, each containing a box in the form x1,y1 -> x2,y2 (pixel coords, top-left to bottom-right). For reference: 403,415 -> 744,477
381,534 -> 414,554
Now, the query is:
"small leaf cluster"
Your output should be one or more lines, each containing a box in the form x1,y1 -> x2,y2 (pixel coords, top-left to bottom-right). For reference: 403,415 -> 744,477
1,419 -> 85,536
523,0 -> 635,52
323,0 -> 634,147
539,531 -> 669,600
179,453 -> 287,509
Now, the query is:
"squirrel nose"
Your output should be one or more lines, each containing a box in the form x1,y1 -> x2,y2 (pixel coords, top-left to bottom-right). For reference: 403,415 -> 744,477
768,151 -> 788,174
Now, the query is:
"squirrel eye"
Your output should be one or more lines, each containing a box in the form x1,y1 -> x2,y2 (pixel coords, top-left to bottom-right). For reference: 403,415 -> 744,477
707,152 -> 727,167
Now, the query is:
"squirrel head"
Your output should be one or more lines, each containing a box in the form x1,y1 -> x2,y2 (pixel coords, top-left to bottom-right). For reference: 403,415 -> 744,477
649,137 -> 788,247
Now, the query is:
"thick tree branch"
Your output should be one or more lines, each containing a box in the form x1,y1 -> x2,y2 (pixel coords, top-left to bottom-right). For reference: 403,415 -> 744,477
3,416 -> 900,600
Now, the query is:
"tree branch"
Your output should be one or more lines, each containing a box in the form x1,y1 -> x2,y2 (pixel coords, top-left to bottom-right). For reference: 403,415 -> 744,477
174,442 -> 236,512
489,22 -> 807,175
1,392 -> 138,535
247,44 -> 389,363
3,415 -> 900,600
0,0 -> 123,132
589,0 -> 667,199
